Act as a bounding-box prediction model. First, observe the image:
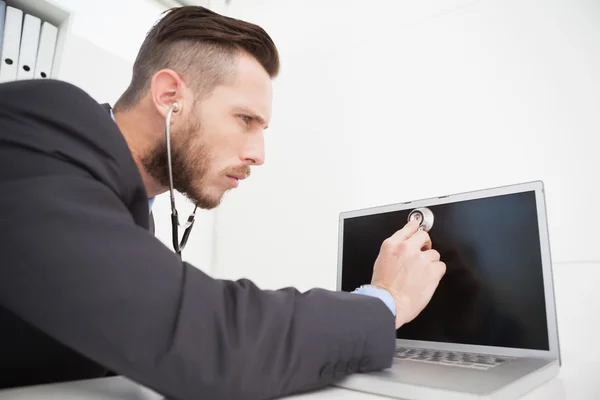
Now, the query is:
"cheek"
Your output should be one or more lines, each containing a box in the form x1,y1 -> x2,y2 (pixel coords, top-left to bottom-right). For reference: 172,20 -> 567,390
190,109 -> 245,174
206,128 -> 245,163
188,138 -> 225,181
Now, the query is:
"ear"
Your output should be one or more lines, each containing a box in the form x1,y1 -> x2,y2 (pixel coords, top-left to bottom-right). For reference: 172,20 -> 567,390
150,69 -> 186,118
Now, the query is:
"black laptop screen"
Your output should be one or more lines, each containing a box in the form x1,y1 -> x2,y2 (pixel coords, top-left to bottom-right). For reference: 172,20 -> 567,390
340,190 -> 550,351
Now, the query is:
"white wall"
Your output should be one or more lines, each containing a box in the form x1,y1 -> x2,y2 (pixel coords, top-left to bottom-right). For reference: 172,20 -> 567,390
210,0 -> 600,291
49,0 -> 168,103
49,0 -> 216,273
51,0 -> 167,63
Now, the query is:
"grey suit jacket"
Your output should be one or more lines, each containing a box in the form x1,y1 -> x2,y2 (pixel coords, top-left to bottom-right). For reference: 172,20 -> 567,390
0,79 -> 396,399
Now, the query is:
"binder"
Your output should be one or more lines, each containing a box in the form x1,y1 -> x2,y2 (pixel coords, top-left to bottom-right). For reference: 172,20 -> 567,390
0,1 -> 6,69
34,21 -> 58,79
0,6 -> 23,83
16,14 -> 41,80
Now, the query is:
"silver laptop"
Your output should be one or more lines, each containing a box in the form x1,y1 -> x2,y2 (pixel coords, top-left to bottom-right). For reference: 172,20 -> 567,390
334,181 -> 560,399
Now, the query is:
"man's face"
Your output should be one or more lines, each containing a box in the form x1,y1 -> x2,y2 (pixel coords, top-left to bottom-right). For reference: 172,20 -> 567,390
144,53 -> 272,209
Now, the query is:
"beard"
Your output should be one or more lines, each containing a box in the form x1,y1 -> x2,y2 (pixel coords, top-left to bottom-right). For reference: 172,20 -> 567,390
141,114 -> 251,209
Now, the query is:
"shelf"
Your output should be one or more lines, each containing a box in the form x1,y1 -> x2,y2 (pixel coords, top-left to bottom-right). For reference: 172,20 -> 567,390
1,0 -> 72,81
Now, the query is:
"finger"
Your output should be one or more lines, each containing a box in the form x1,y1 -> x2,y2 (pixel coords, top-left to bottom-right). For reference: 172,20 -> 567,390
386,218 -> 421,244
407,230 -> 432,251
423,249 -> 440,262
433,261 -> 447,279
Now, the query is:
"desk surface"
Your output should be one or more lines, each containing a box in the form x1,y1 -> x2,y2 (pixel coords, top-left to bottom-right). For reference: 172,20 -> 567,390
0,367 -> 588,400
0,262 -> 598,399
0,376 -> 381,400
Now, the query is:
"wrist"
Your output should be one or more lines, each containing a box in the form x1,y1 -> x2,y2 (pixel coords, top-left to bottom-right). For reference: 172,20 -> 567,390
392,295 -> 409,329
374,286 -> 404,330
354,284 -> 396,318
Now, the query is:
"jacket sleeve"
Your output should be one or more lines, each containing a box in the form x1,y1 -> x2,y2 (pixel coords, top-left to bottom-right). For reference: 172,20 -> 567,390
0,174 -> 396,400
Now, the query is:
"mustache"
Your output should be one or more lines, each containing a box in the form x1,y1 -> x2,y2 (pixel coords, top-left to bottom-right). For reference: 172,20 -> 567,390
224,165 -> 251,179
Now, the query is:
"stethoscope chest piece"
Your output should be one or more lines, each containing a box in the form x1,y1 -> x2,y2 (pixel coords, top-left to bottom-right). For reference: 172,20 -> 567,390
407,207 -> 434,232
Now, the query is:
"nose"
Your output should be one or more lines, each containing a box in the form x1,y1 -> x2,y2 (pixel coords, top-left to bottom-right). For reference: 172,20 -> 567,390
242,132 -> 265,166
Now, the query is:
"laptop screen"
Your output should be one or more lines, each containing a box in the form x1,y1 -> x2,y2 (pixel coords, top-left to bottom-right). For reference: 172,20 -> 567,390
340,190 -> 550,351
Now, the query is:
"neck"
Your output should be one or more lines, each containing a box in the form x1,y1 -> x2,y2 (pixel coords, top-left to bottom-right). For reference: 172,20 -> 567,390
113,105 -> 167,198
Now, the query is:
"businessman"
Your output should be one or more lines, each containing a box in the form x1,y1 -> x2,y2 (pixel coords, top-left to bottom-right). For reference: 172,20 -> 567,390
0,6 -> 445,399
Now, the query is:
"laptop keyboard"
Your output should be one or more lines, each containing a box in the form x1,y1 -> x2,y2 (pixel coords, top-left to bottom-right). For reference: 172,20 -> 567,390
395,347 -> 514,370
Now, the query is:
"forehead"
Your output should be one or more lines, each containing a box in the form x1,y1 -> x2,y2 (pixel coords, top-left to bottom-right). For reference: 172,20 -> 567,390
211,52 -> 273,120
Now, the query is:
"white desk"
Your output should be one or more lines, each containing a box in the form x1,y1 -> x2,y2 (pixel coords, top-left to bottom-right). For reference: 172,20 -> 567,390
0,366 -> 581,400
0,262 -> 598,399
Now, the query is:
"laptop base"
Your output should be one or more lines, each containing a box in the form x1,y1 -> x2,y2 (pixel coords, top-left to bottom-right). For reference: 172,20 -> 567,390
334,358 -> 559,399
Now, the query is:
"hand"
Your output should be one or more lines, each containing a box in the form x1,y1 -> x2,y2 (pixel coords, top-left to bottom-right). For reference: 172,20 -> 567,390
370,219 -> 446,329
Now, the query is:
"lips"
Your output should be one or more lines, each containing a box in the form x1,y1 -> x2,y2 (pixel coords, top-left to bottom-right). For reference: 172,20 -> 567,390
226,175 -> 241,188
225,168 -> 250,188
227,174 -> 246,180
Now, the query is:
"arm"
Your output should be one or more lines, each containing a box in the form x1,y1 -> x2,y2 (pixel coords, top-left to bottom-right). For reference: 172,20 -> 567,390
0,174 -> 395,400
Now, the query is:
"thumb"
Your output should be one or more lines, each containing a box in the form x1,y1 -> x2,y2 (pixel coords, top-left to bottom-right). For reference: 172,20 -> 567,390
388,218 -> 421,243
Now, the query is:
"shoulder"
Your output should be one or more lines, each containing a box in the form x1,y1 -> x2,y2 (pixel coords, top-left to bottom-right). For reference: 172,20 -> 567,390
0,79 -> 99,111
0,79 -> 124,160
0,79 -> 148,223
0,79 -> 115,143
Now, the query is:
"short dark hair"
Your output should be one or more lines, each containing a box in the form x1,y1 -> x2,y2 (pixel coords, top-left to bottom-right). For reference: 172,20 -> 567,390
114,6 -> 279,111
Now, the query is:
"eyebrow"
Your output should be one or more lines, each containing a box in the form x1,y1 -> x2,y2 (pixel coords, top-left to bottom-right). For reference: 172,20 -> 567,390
234,106 -> 269,129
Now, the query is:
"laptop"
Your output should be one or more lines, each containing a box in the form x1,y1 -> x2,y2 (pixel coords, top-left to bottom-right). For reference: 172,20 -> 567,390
334,181 -> 560,399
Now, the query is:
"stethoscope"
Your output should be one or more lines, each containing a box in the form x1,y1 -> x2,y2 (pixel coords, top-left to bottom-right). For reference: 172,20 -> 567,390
407,207 -> 434,232
166,100 -> 434,257
165,102 -> 197,258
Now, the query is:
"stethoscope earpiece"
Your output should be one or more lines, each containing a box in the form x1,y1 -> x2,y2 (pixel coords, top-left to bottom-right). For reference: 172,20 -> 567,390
408,207 -> 434,232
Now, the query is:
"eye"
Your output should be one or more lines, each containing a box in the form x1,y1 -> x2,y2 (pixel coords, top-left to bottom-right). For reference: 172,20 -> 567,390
240,115 -> 252,124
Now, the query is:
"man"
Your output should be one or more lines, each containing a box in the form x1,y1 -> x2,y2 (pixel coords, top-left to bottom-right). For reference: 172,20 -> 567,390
0,6 -> 445,400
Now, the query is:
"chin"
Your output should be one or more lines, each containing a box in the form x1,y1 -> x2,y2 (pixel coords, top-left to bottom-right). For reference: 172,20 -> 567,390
190,189 -> 226,210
